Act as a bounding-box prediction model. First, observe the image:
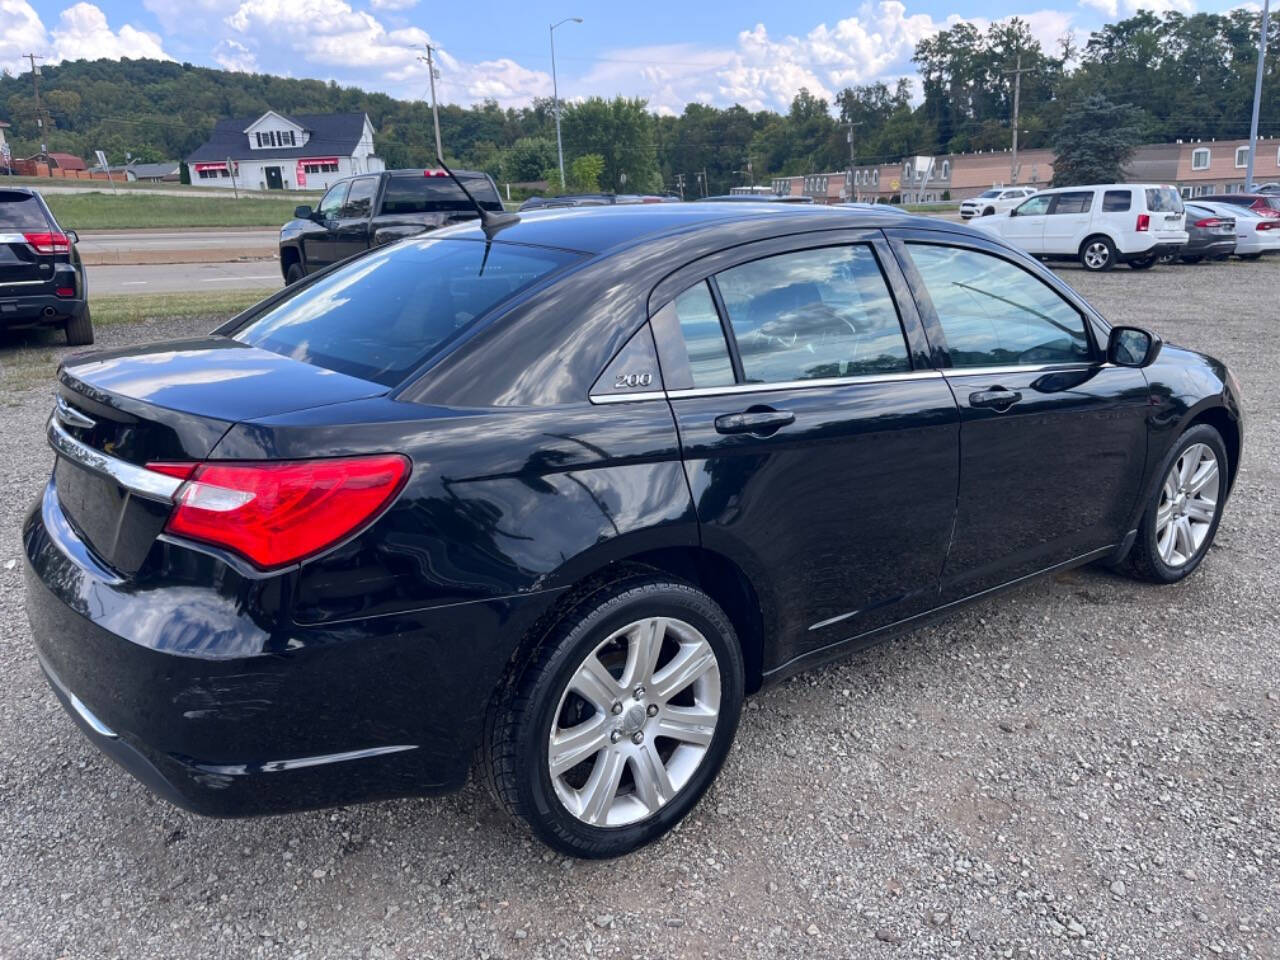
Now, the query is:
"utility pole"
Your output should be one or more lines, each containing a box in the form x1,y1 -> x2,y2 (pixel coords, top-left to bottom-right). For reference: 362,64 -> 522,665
550,17 -> 583,189
1003,53 -> 1032,186
25,53 -> 47,154
845,120 -> 862,200
422,45 -> 443,160
1246,0 -> 1271,192
674,172 -> 685,199
702,167 -> 709,197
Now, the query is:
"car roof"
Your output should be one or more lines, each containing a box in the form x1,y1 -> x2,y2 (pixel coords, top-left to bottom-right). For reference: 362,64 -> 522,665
430,202 -> 942,256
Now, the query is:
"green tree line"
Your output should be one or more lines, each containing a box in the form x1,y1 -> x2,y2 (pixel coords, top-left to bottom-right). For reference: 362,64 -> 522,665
1,9 -> 1275,195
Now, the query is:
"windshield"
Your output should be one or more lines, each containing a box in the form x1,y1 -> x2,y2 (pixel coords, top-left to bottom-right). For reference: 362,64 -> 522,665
1145,187 -> 1184,214
234,239 -> 579,386
978,190 -> 1002,199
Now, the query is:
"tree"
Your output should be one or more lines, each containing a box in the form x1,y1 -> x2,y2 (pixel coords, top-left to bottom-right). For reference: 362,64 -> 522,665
1050,95 -> 1145,186
568,153 -> 605,193
561,96 -> 661,192
501,136 -> 556,182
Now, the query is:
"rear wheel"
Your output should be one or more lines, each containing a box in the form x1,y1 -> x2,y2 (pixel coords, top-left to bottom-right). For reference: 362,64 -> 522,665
64,307 -> 94,346
1124,425 -> 1228,584
1128,255 -> 1158,270
1080,236 -> 1116,272
484,576 -> 744,858
1179,255 -> 1204,264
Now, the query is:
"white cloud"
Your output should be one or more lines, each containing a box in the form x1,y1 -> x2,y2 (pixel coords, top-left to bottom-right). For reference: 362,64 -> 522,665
1,0 -> 51,75
213,39 -> 257,73
142,0 -> 240,35
51,3 -> 173,62
1079,0 -> 1193,17
226,0 -> 431,71
369,0 -> 418,8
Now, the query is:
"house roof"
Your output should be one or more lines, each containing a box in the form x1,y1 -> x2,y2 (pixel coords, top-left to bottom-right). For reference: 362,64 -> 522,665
186,112 -> 371,163
48,152 -> 86,170
128,161 -> 181,179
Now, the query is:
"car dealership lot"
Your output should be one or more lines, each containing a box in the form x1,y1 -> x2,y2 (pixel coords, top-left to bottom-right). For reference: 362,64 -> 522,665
1,261 -> 1276,958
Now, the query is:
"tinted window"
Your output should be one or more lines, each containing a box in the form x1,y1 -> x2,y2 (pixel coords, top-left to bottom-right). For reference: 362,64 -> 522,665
234,238 -> 578,386
341,177 -> 378,218
381,175 -> 504,214
1013,195 -> 1051,217
907,244 -> 1091,368
1050,191 -> 1093,214
672,281 -> 735,388
317,182 -> 348,218
715,245 -> 910,383
1144,187 -> 1183,213
1102,190 -> 1131,212
979,190 -> 1001,199
0,192 -> 51,229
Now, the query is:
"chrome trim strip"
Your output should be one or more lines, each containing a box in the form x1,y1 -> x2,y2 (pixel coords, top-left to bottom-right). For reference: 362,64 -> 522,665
589,389 -> 668,405
0,233 -> 29,244
190,744 -> 418,776
665,369 -> 943,400
940,362 -> 1100,378
47,416 -> 182,504
68,690 -> 119,739
54,395 -> 96,429
0,278 -> 48,288
808,609 -> 858,632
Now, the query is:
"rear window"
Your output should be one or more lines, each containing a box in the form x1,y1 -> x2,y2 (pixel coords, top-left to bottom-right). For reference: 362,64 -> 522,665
1102,190 -> 1131,212
1144,187 -> 1183,213
380,175 -> 503,215
978,190 -> 1001,199
234,238 -> 579,386
0,192 -> 51,230
1260,197 -> 1280,211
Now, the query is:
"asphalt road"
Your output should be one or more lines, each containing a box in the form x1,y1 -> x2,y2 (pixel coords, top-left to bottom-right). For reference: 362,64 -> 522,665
90,260 -> 283,294
0,258 -> 1277,960
77,229 -> 279,254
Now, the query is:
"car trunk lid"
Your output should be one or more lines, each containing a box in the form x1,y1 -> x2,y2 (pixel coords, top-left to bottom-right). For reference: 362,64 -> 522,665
51,337 -> 387,575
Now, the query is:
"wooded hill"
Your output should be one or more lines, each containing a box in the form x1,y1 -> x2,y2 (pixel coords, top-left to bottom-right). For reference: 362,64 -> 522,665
1,9 -> 1275,195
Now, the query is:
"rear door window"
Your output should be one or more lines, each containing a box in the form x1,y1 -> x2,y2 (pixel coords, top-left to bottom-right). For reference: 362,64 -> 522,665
1049,191 -> 1093,215
714,244 -> 911,383
381,175 -> 504,214
668,281 -> 736,388
906,243 -> 1091,368
1102,190 -> 1131,212
0,192 -> 51,230
233,238 -> 579,386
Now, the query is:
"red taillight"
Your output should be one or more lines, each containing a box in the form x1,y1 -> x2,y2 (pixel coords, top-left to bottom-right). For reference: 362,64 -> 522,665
24,231 -> 69,255
145,455 -> 410,569
55,286 -> 75,298
1193,217 -> 1222,228
1136,214 -> 1150,232
1256,221 -> 1277,231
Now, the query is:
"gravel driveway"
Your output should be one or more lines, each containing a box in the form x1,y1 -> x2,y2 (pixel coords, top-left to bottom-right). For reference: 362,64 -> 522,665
1,261 -> 1277,960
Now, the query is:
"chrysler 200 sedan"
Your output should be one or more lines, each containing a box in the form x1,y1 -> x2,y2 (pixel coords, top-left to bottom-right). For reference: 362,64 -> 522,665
25,203 -> 1242,858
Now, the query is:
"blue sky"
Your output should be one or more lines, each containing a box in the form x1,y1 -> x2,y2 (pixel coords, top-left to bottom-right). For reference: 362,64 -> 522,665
5,0 -> 1245,114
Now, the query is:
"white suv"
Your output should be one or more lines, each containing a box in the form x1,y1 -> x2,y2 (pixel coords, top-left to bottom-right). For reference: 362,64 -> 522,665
959,187 -> 1037,220
970,184 -> 1188,271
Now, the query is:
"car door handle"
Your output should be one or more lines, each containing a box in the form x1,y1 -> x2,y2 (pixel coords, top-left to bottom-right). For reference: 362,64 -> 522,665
714,408 -> 795,436
969,388 -> 1022,410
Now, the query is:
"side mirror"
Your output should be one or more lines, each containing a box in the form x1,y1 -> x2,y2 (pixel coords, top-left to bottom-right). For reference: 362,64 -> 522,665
294,205 -> 313,220
1108,325 -> 1162,368
65,229 -> 79,244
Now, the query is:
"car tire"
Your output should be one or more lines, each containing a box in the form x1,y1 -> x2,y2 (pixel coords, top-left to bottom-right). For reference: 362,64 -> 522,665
64,307 -> 94,346
1128,255 -> 1158,270
483,574 -> 745,859
982,207 -> 995,217
1123,424 -> 1229,585
285,262 -> 305,285
1179,255 -> 1204,264
1079,236 -> 1116,272
1239,253 -> 1262,261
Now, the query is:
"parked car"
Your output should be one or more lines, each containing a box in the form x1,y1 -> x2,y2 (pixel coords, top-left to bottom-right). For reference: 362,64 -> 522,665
1193,201 -> 1280,259
958,186 -> 1037,220
1198,193 -> 1280,218
1168,203 -> 1237,263
0,187 -> 92,345
279,168 -> 503,284
518,193 -> 616,210
971,183 -> 1187,271
698,194 -> 814,203
26,204 -> 1242,858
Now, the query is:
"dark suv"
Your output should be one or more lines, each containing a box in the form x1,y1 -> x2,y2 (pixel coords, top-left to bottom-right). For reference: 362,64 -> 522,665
278,168 -> 503,283
0,188 -> 92,345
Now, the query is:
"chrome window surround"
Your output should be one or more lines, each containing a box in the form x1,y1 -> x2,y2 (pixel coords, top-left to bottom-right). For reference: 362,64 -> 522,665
47,416 -> 182,503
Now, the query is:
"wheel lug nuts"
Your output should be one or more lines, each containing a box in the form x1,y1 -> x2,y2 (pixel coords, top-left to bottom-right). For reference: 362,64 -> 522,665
631,731 -> 644,744
610,729 -> 622,744
633,685 -> 645,698
646,704 -> 659,717
611,702 -> 623,715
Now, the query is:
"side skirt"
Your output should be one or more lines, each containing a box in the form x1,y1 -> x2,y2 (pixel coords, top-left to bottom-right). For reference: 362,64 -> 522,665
760,544 -> 1117,686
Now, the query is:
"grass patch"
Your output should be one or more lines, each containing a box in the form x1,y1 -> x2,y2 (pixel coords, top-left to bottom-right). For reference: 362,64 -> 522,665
91,288 -> 268,326
44,192 -> 303,229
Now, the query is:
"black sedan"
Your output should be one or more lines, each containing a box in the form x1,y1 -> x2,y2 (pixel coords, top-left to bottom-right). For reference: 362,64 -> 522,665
24,204 -> 1242,858
1,187 -> 92,344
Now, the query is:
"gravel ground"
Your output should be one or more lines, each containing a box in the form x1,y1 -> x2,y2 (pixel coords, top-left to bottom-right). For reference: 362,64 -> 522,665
1,260 -> 1277,960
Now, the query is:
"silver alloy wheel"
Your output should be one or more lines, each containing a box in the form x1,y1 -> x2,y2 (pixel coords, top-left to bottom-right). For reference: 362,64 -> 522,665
1155,442 -> 1220,568
548,617 -> 721,827
1084,241 -> 1111,269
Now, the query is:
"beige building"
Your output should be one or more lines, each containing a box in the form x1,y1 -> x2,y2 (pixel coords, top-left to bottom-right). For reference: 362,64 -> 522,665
768,137 -> 1280,204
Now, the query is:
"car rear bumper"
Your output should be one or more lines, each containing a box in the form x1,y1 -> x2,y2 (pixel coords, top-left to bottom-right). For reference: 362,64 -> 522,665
23,480 -> 559,817
1120,241 -> 1184,262
0,292 -> 85,328
1184,237 -> 1236,257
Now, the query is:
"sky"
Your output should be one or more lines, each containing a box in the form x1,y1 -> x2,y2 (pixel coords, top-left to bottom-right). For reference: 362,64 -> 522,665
3,0 -> 1247,115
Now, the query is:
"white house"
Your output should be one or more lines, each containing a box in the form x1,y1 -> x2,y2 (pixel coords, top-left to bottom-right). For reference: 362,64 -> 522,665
185,110 -> 383,191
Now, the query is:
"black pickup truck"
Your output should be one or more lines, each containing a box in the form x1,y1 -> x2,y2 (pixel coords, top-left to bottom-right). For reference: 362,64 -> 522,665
278,168 -> 504,283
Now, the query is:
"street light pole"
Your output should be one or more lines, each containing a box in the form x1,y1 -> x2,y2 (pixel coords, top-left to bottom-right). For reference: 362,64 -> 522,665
550,16 -> 582,189
1246,0 -> 1271,192
426,45 -> 443,160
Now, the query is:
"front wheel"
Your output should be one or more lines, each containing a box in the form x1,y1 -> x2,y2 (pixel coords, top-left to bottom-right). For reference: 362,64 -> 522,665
1240,253 -> 1262,261
484,576 -> 744,858
1123,425 -> 1228,584
1080,236 -> 1116,271
285,262 -> 305,285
